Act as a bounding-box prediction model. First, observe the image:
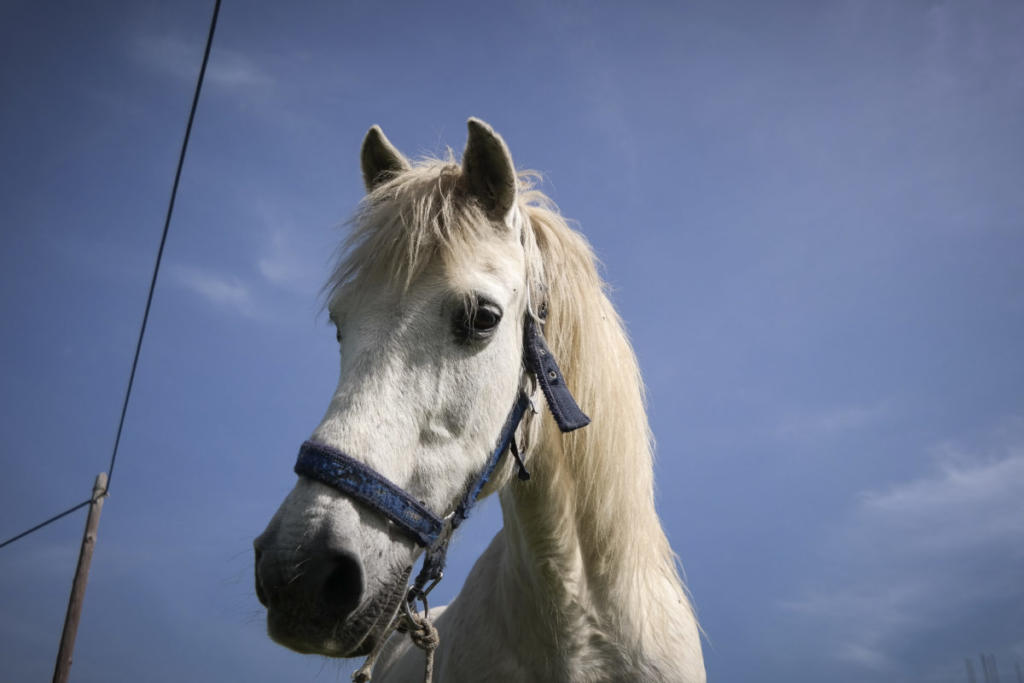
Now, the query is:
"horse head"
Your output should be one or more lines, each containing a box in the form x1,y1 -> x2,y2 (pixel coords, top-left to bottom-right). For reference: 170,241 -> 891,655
254,119 -> 540,657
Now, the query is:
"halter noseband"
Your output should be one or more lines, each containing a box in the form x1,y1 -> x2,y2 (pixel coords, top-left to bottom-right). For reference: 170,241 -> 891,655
293,312 -> 590,603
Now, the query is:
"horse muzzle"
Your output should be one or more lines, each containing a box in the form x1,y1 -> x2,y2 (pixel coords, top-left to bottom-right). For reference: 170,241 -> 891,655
253,533 -> 410,657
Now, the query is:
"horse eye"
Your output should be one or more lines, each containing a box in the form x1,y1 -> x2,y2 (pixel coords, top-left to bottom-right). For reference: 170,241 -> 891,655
336,329 -> 342,343
473,305 -> 501,330
454,299 -> 503,342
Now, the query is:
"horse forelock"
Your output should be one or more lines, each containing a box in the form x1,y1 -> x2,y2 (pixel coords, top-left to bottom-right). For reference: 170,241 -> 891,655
326,157 -> 491,306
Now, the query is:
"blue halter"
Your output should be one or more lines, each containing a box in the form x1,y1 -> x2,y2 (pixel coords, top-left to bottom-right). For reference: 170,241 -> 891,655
294,312 -> 589,601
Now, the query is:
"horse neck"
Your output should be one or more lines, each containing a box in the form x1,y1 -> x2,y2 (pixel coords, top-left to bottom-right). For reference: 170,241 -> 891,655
497,289 -> 698,660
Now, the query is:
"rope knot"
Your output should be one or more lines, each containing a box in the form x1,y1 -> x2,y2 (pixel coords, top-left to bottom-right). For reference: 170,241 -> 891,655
404,611 -> 440,652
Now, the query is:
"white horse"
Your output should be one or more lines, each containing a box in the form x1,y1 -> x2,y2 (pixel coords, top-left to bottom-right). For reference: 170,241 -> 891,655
254,119 -> 705,682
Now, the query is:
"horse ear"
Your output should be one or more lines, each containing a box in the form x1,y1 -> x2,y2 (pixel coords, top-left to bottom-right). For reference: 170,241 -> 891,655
462,118 -> 517,219
361,125 -> 410,191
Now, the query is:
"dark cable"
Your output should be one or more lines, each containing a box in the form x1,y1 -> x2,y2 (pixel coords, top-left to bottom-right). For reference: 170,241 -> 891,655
0,0 -> 222,550
105,0 -> 221,492
0,500 -> 92,549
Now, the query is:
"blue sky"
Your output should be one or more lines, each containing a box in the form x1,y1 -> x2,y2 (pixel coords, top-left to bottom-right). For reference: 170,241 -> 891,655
2,1 -> 1022,681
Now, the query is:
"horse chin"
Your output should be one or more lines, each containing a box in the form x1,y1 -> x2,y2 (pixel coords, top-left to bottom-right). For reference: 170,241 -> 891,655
267,565 -> 411,658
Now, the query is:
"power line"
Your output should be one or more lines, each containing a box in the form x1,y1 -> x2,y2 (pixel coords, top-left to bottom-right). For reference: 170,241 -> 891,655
106,0 -> 221,491
0,0 -> 222,551
0,499 -> 92,550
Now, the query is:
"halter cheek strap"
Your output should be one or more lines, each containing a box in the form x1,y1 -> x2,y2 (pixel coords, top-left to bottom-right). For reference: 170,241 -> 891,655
292,313 -> 589,601
522,316 -> 590,432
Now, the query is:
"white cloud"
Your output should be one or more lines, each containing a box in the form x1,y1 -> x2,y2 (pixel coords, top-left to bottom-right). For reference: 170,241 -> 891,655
836,641 -> 892,671
168,264 -> 259,318
256,228 -> 319,294
859,450 -> 1024,554
132,34 -> 273,90
775,400 -> 893,441
781,418 -> 1024,674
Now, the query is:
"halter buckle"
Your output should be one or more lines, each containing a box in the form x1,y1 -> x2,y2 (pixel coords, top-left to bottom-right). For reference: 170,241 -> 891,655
405,578 -> 437,621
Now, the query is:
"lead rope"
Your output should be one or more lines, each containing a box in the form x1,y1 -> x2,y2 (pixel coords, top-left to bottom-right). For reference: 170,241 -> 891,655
351,598 -> 439,683
351,623 -> 394,683
400,607 -> 439,683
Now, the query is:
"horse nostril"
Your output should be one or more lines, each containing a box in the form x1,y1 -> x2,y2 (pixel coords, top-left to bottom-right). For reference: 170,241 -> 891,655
253,547 -> 269,607
321,551 -> 364,621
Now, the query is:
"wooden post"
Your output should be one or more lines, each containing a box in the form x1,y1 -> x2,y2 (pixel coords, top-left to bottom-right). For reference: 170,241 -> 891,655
53,473 -> 107,683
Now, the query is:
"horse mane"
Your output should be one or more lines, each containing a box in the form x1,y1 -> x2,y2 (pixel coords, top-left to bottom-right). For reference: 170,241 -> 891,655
521,194 -> 699,649
327,156 -> 696,645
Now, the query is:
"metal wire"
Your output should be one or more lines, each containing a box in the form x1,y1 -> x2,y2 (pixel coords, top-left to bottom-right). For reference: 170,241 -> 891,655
0,500 -> 92,549
106,0 -> 222,492
0,0 -> 222,550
